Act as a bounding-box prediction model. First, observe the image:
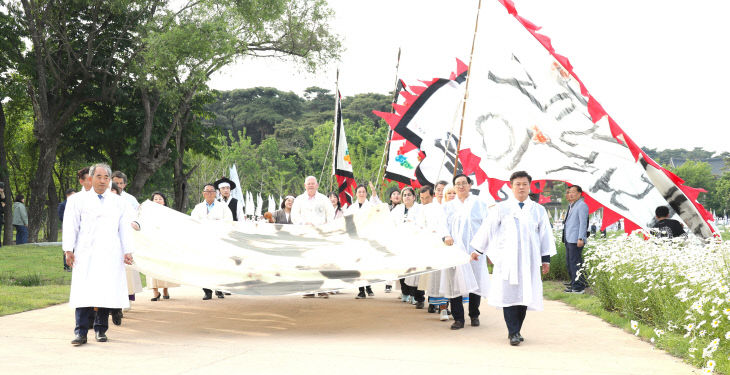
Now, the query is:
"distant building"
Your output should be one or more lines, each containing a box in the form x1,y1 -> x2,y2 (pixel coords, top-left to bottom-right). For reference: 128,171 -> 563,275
669,157 -> 726,176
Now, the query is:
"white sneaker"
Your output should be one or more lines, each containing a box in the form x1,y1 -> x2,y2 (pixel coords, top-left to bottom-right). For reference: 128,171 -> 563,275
440,309 -> 449,321
401,294 -> 408,302
410,296 -> 417,305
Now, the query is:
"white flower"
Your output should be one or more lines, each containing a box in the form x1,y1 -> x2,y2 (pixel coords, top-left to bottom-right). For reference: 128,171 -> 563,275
631,320 -> 639,330
711,320 -> 720,328
706,359 -> 716,369
725,331 -> 730,340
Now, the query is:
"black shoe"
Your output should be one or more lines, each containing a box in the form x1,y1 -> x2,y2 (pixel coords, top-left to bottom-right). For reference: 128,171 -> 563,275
564,287 -> 574,293
427,304 -> 437,313
517,332 -> 524,342
151,293 -> 162,301
203,292 -> 212,300
367,291 -> 375,297
95,331 -> 108,342
415,301 -> 424,309
163,295 -> 170,300
356,291 -> 366,299
215,291 -> 224,298
470,318 -> 480,327
509,334 -> 521,346
385,285 -> 392,293
111,309 -> 123,326
563,281 -> 572,287
450,321 -> 465,330
71,335 -> 87,346
224,292 -> 231,295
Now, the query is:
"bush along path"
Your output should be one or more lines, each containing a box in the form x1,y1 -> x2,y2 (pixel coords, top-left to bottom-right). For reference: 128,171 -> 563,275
557,234 -> 730,374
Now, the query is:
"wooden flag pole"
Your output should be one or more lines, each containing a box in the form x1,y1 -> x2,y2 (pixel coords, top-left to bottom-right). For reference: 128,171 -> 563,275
329,68 -> 340,193
375,47 -> 402,197
453,0 -> 482,176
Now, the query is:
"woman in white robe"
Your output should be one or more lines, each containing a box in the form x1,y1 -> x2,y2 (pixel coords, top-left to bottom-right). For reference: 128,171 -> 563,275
390,186 -> 423,305
146,192 -> 180,301
346,184 -> 376,298
439,175 -> 490,329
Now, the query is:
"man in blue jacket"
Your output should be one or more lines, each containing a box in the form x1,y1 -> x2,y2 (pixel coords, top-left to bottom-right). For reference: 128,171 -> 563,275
562,185 -> 589,293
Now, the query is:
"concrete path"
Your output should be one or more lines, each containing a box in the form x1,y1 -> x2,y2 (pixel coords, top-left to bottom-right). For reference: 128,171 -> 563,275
0,287 -> 698,375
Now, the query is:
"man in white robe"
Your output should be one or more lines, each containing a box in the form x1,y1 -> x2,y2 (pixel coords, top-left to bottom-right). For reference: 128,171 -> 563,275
214,177 -> 244,221
111,171 -> 140,209
291,176 -> 334,225
191,183 -> 233,299
111,170 -> 142,312
416,185 -> 449,315
61,167 -> 93,271
471,171 -> 557,346
440,174 -> 490,330
291,176 -> 334,298
63,163 -> 135,346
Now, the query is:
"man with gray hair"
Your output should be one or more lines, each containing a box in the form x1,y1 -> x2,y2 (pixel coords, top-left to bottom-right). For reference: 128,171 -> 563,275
291,176 -> 334,226
63,163 -> 136,346
111,171 -> 139,210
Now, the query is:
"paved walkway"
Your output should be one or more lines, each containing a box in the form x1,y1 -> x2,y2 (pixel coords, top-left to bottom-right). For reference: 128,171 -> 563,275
0,287 -> 698,375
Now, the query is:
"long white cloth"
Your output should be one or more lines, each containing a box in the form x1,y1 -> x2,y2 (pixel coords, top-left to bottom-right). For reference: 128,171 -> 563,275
62,190 -> 134,309
471,199 -> 556,310
439,194 -> 490,298
290,192 -> 334,225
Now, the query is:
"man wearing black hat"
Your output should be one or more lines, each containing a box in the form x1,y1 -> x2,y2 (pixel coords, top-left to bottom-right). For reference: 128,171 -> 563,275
214,177 -> 244,221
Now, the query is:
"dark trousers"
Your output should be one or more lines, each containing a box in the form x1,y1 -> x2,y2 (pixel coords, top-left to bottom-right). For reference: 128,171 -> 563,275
14,225 -> 27,245
413,288 -> 425,303
565,242 -> 586,291
450,293 -> 480,322
399,279 -> 410,296
358,285 -> 373,293
75,307 -> 108,337
503,305 -> 527,335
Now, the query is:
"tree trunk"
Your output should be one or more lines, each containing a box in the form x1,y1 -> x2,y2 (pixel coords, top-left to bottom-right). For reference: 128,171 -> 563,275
0,102 -> 14,245
173,118 -> 187,212
128,88 -> 195,197
28,136 -> 59,243
45,176 -> 59,242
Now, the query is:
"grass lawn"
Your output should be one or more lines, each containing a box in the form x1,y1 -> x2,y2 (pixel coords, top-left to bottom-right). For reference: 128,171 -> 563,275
543,280 -> 713,373
0,244 -> 71,316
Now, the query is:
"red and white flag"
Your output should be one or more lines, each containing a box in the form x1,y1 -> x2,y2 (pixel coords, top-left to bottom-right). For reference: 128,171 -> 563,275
333,90 -> 357,207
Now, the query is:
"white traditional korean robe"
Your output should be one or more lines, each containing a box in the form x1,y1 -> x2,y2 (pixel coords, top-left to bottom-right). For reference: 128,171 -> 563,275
121,190 -> 139,210
344,199 -> 373,216
471,199 -> 556,311
120,190 -> 143,296
62,190 -> 134,309
191,200 -> 234,221
417,202 -> 449,294
390,203 -> 423,287
439,194 -> 490,298
290,192 -> 335,225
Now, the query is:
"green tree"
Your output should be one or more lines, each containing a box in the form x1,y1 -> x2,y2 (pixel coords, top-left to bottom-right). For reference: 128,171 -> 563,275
127,0 -> 341,205
672,160 -> 716,207
6,0 -> 158,241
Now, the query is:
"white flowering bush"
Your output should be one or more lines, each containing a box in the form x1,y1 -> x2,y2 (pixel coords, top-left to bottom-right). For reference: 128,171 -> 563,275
584,233 -> 729,372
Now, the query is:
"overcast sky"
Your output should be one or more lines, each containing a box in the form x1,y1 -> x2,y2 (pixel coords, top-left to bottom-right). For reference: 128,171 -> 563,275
208,0 -> 730,154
